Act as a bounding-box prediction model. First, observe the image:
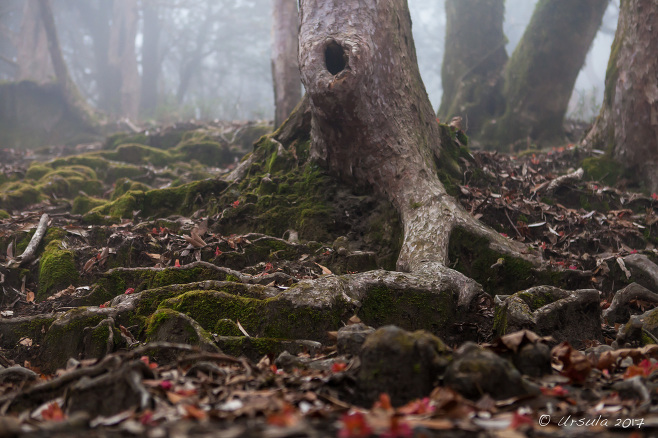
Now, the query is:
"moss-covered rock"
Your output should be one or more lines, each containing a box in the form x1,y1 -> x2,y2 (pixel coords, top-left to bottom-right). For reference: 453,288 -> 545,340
38,240 -> 79,301
100,143 -> 173,167
0,209 -> 10,219
0,181 -> 42,211
215,336 -> 322,362
582,156 -> 623,186
72,194 -> 107,215
355,325 -> 451,407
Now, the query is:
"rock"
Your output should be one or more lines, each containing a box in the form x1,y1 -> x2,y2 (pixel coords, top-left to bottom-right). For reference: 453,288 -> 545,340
494,286 -> 601,348
612,315 -> 657,349
355,325 -> 451,407
444,342 -> 539,400
612,376 -> 651,403
603,283 -> 658,324
337,323 -> 375,356
145,309 -> 219,352
0,313 -> 56,349
623,254 -> 658,292
215,336 -> 322,362
514,342 -> 552,377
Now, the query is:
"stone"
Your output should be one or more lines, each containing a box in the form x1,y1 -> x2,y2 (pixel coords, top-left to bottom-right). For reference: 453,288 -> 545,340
337,323 -> 375,356
444,342 -> 539,400
355,325 -> 451,407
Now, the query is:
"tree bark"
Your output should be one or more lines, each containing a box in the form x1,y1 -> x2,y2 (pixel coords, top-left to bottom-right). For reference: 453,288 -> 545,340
36,0 -> 71,94
16,1 -> 52,83
140,0 -> 161,118
484,0 -> 608,150
271,0 -> 302,128
76,1 -> 113,113
298,0 -> 538,306
108,0 -> 140,119
437,0 -> 507,135
583,0 -> 658,192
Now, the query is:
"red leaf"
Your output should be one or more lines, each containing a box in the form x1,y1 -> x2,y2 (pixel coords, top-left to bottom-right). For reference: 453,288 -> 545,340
41,402 -> 66,421
338,412 -> 373,438
232,200 -> 240,208
331,362 -> 347,373
124,288 -> 135,295
510,410 -> 533,429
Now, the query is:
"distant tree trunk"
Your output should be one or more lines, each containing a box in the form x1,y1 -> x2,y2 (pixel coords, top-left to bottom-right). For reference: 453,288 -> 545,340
583,0 -> 658,192
175,7 -> 214,105
484,0 -> 608,150
140,0 -> 161,118
108,0 -> 140,119
437,0 -> 507,134
298,0 -> 535,305
76,1 -> 113,112
16,1 -> 52,82
271,0 -> 302,127
36,0 -> 72,95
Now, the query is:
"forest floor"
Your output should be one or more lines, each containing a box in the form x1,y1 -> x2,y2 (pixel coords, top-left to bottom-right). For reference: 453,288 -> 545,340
1,122 -> 658,437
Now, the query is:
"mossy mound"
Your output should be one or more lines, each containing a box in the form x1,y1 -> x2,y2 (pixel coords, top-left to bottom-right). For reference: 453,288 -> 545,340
582,156 -> 624,187
145,309 -> 217,351
88,178 -> 228,220
38,240 -> 79,301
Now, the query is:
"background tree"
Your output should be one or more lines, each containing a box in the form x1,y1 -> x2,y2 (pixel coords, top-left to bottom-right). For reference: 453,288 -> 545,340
271,0 -> 302,127
440,0 -> 609,150
107,0 -> 140,119
583,0 -> 658,192
139,0 -> 162,118
437,0 -> 507,132
15,1 -> 52,82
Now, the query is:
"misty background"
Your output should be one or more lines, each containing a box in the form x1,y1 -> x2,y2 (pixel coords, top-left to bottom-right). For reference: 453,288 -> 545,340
0,0 -> 619,123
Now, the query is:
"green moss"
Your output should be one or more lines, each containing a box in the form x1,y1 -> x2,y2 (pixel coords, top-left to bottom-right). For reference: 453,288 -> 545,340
0,209 -> 9,219
0,181 -> 42,211
448,227 -> 566,296
582,156 -> 623,186
111,178 -> 152,201
94,179 -> 228,219
159,289 -> 350,342
25,163 -> 53,180
174,139 -> 230,167
72,195 -> 107,215
38,240 -> 79,301
100,143 -> 173,167
214,319 -> 242,336
358,286 -> 455,334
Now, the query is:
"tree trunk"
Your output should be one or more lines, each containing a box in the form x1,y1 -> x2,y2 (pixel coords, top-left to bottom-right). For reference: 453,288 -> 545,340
298,0 -> 538,306
16,1 -> 52,83
437,0 -> 507,135
140,0 -> 161,118
484,0 -> 608,150
36,0 -> 72,96
77,1 -> 113,113
583,0 -> 658,192
271,0 -> 302,127
108,0 -> 140,119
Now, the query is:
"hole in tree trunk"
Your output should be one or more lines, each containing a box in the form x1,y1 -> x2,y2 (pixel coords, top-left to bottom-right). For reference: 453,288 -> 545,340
325,41 -> 347,75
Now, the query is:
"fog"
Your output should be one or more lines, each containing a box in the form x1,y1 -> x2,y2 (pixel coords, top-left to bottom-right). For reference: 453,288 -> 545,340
0,0 -> 618,123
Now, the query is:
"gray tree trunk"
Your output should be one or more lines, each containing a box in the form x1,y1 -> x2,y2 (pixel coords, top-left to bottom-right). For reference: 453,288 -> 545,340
16,1 -> 52,83
298,0 -> 538,306
108,0 -> 140,120
271,0 -> 302,127
484,0 -> 608,150
437,0 -> 507,135
140,0 -> 161,118
583,0 -> 658,192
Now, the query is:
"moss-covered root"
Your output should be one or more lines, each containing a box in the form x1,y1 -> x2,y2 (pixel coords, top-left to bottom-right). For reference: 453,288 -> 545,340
144,269 -> 491,345
145,309 -> 218,352
41,307 -> 119,372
